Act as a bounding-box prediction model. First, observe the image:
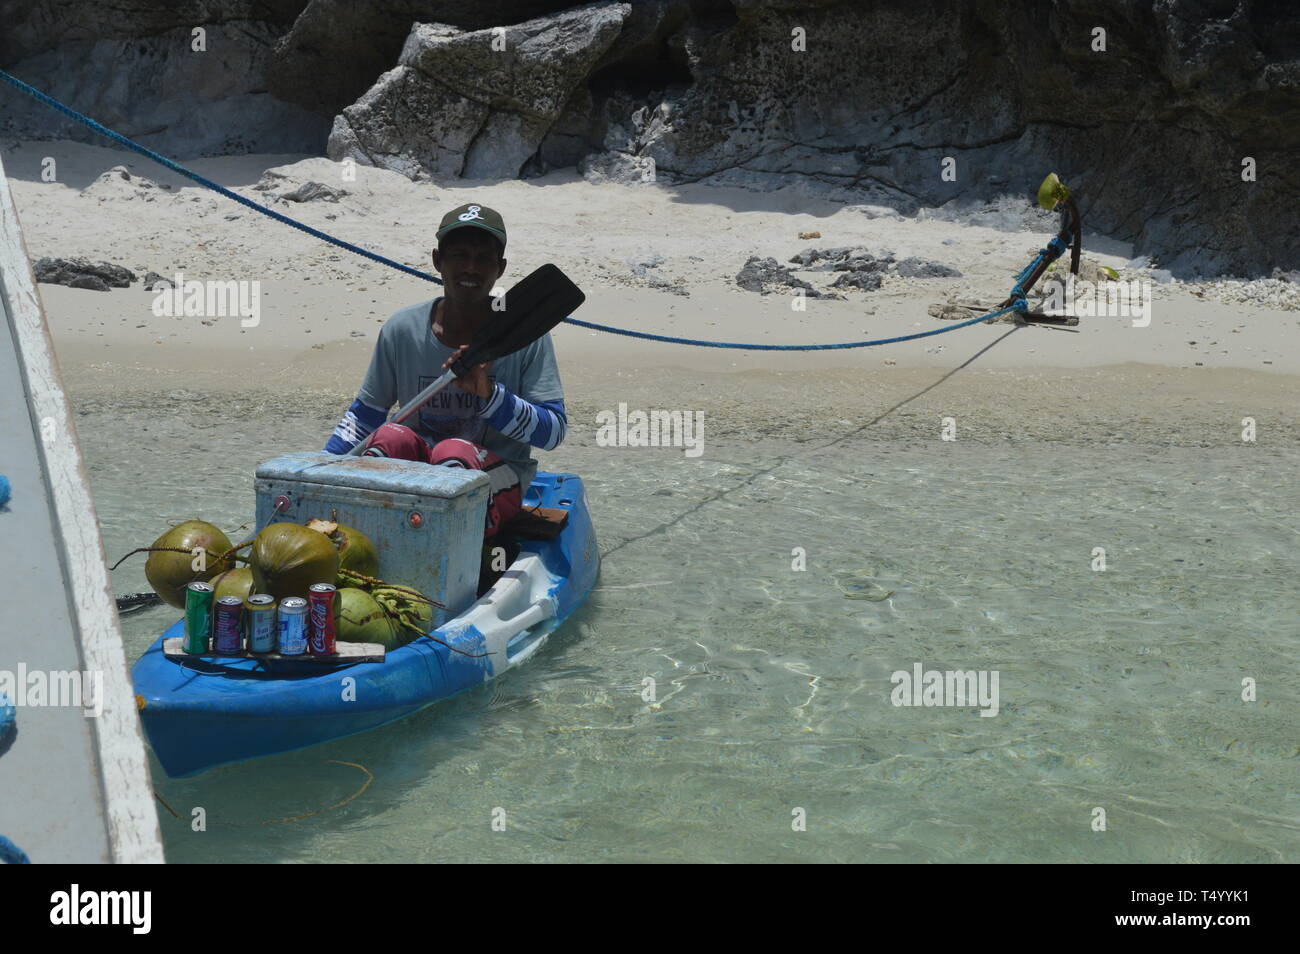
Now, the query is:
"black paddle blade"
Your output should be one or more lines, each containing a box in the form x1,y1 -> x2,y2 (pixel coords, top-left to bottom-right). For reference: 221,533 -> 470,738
450,263 -> 584,375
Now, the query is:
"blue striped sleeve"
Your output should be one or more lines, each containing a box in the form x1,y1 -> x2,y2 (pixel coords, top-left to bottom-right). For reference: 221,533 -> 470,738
480,384 -> 567,451
325,398 -> 389,454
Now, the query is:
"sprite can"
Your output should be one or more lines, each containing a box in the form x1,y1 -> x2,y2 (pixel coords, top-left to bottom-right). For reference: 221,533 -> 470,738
183,582 -> 214,654
245,594 -> 277,653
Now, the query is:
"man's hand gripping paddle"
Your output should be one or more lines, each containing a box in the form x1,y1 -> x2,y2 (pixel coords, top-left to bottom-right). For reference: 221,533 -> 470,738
341,263 -> 585,458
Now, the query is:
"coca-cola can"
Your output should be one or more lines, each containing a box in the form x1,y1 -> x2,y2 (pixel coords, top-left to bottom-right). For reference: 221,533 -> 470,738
307,583 -> 337,655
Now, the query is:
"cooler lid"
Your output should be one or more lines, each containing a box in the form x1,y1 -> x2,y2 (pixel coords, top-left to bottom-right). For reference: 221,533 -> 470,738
255,452 -> 488,498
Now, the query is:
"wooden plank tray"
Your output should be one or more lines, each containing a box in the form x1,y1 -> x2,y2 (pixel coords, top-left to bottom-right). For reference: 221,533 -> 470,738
163,637 -> 386,664
505,505 -> 569,540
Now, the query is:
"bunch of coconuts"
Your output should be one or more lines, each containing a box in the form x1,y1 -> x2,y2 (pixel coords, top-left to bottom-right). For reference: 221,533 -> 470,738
135,519 -> 436,650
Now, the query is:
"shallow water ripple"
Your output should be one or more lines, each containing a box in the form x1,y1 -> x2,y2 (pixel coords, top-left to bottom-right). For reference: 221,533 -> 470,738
80,409 -> 1300,863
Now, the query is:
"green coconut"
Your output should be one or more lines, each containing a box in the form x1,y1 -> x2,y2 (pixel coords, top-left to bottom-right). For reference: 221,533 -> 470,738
306,519 -> 379,579
371,585 -> 433,646
144,520 -> 234,608
336,587 -> 400,648
250,523 -> 339,601
211,566 -> 254,605
1037,172 -> 1069,211
402,590 -> 433,635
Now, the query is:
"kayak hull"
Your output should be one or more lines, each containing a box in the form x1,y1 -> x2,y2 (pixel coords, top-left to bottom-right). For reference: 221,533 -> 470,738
132,472 -> 598,778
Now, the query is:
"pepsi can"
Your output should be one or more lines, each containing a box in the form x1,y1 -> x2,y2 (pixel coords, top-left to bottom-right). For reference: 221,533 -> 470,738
213,596 -> 244,655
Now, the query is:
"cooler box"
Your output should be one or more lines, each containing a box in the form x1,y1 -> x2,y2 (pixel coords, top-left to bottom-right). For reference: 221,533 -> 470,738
254,452 -> 489,624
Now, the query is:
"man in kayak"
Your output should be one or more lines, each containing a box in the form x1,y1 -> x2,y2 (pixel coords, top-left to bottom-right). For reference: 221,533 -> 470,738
324,203 -> 567,539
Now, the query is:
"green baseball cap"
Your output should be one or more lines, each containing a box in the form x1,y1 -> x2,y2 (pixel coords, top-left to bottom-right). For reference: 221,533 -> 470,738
436,203 -> 507,252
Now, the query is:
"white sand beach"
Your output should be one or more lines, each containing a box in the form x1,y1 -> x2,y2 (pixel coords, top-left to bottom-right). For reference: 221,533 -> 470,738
5,140 -> 1298,457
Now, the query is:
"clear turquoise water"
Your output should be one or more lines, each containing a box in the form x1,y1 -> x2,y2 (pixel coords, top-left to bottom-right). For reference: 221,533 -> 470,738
86,402 -> 1300,863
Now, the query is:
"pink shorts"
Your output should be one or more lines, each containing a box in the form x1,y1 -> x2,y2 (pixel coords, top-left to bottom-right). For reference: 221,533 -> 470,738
362,423 -> 522,539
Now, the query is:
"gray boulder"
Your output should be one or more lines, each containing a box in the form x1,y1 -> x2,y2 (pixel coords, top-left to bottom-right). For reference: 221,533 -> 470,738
789,247 -> 860,267
737,256 -> 833,297
896,257 -> 962,279
253,169 -> 346,202
0,18 -> 327,158
326,59 -> 486,180
0,1 -> 302,64
328,4 -> 631,180
789,247 -> 895,275
736,256 -> 789,293
34,257 -> 136,290
68,274 -> 111,292
830,271 -> 884,292
265,1 -> 583,115
834,252 -> 894,273
280,181 -> 347,202
579,150 -> 656,184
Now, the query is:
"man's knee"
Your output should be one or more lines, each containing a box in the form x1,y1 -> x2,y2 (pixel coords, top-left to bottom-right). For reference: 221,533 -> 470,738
364,423 -> 428,461
428,438 -> 490,468
429,439 -> 521,539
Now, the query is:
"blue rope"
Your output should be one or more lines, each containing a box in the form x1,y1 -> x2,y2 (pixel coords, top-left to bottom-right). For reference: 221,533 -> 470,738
1,67 -> 1023,351
0,693 -> 28,863
565,304 -> 1019,349
0,836 -> 29,864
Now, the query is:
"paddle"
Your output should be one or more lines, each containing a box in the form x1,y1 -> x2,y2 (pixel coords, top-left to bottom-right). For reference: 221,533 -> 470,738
344,263 -> 584,456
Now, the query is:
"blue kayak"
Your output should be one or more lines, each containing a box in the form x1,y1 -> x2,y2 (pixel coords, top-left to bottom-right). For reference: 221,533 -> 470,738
131,472 -> 598,778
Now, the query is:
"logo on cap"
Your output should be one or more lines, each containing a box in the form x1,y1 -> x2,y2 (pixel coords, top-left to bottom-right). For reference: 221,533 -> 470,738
459,205 -> 485,223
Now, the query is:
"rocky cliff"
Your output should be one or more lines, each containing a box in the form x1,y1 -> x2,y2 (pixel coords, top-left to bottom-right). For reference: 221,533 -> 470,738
2,0 -> 1296,275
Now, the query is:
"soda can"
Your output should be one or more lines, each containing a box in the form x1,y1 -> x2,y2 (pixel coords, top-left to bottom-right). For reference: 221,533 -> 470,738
245,594 -> 277,653
183,582 -> 214,654
213,596 -> 244,655
308,583 -> 337,656
278,597 -> 309,655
